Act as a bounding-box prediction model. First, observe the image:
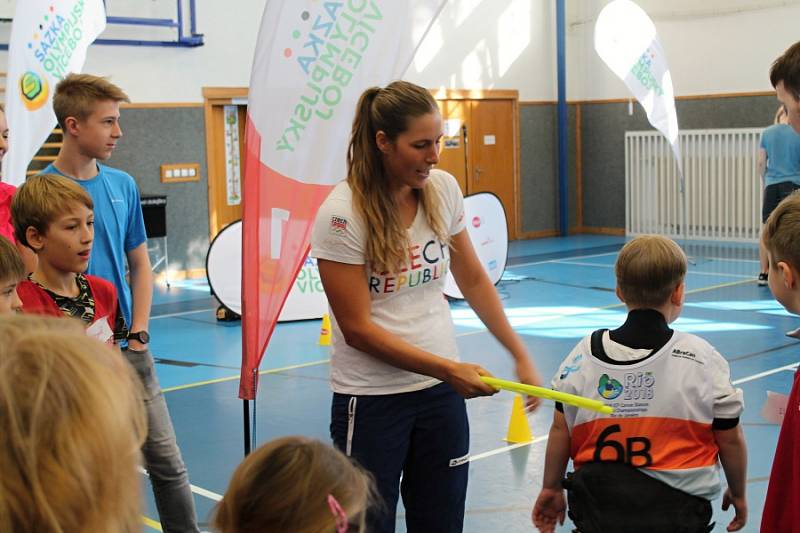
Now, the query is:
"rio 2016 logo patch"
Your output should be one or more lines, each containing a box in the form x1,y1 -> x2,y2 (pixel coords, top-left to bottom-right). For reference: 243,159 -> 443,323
597,373 -> 623,400
19,71 -> 49,111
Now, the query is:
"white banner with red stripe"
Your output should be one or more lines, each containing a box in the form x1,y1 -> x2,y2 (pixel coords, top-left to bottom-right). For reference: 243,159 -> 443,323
240,0 -> 447,399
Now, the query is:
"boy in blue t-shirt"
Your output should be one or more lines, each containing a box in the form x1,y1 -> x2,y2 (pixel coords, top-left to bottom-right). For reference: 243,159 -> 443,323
757,108 -> 800,339
45,73 -> 199,533
757,108 -> 800,289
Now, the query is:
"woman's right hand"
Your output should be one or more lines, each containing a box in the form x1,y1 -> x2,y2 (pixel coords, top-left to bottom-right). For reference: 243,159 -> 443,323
444,362 -> 499,398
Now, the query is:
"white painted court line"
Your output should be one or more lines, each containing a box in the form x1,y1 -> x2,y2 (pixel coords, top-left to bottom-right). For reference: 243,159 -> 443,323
510,251 -> 619,269
139,466 -> 223,502
469,435 -> 549,463
553,260 -> 753,279
706,257 -> 761,264
732,362 -> 799,385
189,483 -> 223,502
687,271 -> 753,279
549,261 -> 614,268
150,308 -> 216,320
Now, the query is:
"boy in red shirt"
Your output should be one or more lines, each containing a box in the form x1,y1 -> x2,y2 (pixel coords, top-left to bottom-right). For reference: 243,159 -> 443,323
761,191 -> 800,533
11,173 -> 125,344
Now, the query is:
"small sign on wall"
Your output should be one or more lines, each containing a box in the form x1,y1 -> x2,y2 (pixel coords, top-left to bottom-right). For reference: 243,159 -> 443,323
444,118 -> 462,137
160,163 -> 200,183
483,134 -> 496,145
224,105 -> 242,206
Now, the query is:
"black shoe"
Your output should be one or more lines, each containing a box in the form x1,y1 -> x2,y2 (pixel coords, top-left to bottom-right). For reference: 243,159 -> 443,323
758,272 -> 768,286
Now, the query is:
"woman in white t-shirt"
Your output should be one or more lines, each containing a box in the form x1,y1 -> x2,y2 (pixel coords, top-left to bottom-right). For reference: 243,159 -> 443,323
310,81 -> 541,533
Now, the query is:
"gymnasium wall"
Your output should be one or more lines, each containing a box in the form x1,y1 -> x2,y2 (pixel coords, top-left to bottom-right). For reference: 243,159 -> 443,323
577,94 -> 779,231
0,0 -> 791,103
109,106 -> 210,273
2,0 -> 799,273
518,94 -> 780,234
519,103 -> 579,235
406,0 -> 557,101
567,0 -> 800,100
69,1 -> 800,101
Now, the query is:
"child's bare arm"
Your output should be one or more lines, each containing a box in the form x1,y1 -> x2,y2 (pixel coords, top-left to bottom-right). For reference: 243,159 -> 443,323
757,148 -> 767,182
714,425 -> 747,531
532,410 -> 570,532
126,243 -> 152,350
542,410 -> 571,488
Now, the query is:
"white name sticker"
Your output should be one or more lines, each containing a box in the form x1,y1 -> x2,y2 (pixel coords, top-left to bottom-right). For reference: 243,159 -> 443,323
86,316 -> 114,344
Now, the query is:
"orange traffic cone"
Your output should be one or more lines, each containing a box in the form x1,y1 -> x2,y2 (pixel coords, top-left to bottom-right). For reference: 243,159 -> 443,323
319,313 -> 332,346
505,394 -> 533,443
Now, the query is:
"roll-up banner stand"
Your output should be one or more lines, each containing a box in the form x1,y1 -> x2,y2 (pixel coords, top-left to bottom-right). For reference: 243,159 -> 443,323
444,192 -> 509,299
206,220 -> 328,322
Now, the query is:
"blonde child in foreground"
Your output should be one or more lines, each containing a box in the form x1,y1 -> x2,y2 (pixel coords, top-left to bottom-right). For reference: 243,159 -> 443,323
0,314 -> 145,532
213,436 -> 374,533
533,235 -> 747,533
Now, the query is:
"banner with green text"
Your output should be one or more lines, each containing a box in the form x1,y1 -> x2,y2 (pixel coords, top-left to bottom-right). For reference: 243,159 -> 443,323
595,0 -> 682,174
240,0 -> 447,399
4,0 -> 106,185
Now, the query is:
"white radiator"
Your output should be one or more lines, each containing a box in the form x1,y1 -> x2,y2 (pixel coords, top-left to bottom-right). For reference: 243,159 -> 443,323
625,128 -> 763,242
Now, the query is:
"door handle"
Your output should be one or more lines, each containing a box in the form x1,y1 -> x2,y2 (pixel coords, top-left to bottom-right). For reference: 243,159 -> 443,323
474,166 -> 483,182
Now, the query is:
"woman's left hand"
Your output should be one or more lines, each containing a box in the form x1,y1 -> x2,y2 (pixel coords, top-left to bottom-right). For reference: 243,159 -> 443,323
515,356 -> 543,411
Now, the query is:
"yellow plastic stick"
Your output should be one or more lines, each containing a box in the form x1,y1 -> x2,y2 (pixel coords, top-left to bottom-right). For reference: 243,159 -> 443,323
481,376 -> 614,414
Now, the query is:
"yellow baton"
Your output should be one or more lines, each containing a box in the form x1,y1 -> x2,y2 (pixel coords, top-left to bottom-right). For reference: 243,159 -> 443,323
481,376 -> 614,414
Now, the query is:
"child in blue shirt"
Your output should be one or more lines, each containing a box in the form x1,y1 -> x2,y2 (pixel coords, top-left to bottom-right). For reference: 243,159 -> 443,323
45,73 -> 199,533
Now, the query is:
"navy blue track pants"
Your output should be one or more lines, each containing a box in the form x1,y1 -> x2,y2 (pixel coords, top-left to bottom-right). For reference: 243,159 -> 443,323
331,382 -> 470,533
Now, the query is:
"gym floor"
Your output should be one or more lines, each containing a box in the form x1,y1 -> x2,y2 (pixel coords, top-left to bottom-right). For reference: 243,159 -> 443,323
142,235 -> 792,532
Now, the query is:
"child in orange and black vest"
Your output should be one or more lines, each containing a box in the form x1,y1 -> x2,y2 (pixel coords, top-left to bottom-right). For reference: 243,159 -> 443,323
532,235 -> 747,533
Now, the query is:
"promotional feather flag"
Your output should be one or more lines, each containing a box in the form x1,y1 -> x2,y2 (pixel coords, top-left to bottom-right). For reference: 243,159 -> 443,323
4,0 -> 106,185
595,0 -> 682,174
240,0 -> 448,399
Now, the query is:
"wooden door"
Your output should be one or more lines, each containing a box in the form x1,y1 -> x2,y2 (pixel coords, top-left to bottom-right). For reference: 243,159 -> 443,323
435,99 -> 469,195
203,87 -> 248,238
467,99 -> 517,239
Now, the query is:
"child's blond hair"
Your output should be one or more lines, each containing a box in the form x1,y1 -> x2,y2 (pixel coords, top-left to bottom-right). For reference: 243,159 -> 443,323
213,436 -> 374,533
53,73 -> 129,128
763,191 -> 800,271
615,235 -> 687,308
11,173 -> 93,249
0,235 -> 24,283
0,314 -> 146,533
